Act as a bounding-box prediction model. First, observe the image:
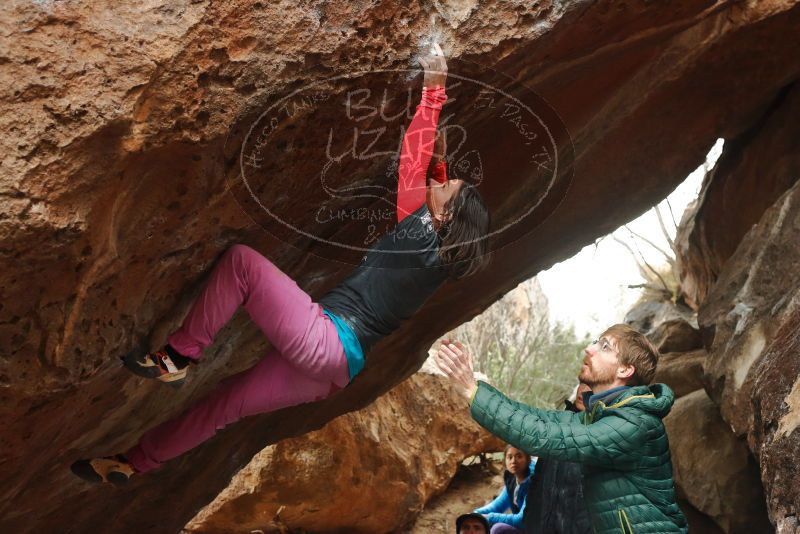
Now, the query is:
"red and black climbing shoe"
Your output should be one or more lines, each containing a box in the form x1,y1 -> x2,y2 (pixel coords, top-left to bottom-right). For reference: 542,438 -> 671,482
122,345 -> 190,388
71,455 -> 135,486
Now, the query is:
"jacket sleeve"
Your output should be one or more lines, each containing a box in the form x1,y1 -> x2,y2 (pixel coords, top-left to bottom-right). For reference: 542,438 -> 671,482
396,86 -> 447,223
474,381 -> 583,425
470,381 -> 647,468
474,486 -> 510,515
485,499 -> 526,528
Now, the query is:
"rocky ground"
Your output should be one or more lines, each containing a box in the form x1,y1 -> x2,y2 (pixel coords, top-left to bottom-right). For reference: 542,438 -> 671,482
409,456 -> 505,534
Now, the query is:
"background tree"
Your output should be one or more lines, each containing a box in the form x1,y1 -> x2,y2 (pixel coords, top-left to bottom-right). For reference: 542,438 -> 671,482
437,278 -> 589,408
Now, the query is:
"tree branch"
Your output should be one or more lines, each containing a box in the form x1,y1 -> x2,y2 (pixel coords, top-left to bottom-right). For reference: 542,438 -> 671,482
665,198 -> 678,229
623,224 -> 675,267
612,233 -> 671,294
654,206 -> 676,251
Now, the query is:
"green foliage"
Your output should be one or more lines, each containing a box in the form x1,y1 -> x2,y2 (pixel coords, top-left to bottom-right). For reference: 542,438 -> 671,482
443,279 -> 590,409
516,322 -> 590,408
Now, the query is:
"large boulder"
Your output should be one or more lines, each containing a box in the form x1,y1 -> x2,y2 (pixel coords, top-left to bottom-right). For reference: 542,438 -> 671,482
650,320 -> 704,354
749,305 -> 800,534
676,83 -> 800,310
698,181 -> 800,528
664,389 -> 771,533
2,1 -> 800,532
699,180 -> 800,432
625,299 -> 706,399
183,367 -> 503,534
624,299 -> 703,353
653,349 -> 706,399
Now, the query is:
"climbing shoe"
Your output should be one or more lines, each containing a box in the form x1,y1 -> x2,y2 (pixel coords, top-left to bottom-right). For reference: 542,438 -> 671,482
122,345 -> 190,387
71,455 -> 135,486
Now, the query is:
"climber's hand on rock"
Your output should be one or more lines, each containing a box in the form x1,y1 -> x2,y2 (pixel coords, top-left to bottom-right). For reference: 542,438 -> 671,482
434,339 -> 477,401
419,43 -> 447,89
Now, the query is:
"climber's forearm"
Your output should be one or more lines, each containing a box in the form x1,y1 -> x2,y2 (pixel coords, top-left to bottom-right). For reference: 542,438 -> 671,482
396,86 -> 447,222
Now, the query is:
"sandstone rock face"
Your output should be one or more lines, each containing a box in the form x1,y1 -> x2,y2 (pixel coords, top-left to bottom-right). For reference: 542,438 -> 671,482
664,389 -> 771,533
624,300 -> 703,353
649,320 -> 704,354
699,181 -> 800,432
626,299 -> 706,398
653,349 -> 706,399
183,367 -> 503,534
2,1 -> 800,532
750,306 -> 800,534
676,83 -> 800,310
698,181 -> 800,529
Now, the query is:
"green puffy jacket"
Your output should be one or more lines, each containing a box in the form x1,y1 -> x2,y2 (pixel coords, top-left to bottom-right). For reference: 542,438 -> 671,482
470,381 -> 687,534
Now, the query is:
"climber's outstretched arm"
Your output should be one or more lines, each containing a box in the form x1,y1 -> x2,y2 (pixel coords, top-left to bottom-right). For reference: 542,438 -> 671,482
397,45 -> 448,223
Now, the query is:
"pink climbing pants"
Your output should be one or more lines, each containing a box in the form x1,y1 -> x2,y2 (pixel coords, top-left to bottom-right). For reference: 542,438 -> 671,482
126,244 -> 350,473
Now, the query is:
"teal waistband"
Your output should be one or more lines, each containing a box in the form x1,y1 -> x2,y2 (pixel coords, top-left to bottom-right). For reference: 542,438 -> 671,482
322,309 -> 365,381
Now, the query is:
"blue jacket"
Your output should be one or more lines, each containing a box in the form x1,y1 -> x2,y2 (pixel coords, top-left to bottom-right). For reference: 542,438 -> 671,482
474,461 -> 536,528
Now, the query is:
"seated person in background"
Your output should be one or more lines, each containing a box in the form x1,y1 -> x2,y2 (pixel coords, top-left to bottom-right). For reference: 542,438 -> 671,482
474,445 -> 535,533
457,513 -> 491,534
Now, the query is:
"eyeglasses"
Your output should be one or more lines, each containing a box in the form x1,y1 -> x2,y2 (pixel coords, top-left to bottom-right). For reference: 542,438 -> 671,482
592,337 -> 617,354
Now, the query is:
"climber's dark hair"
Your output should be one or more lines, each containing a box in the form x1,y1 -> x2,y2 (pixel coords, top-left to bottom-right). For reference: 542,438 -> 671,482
437,183 -> 490,280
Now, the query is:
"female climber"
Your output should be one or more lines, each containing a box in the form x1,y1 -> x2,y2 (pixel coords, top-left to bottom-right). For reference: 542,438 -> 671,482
473,445 -> 535,534
71,44 -> 491,484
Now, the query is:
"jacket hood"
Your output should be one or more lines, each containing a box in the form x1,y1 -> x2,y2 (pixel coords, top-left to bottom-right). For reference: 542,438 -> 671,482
608,383 -> 675,418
